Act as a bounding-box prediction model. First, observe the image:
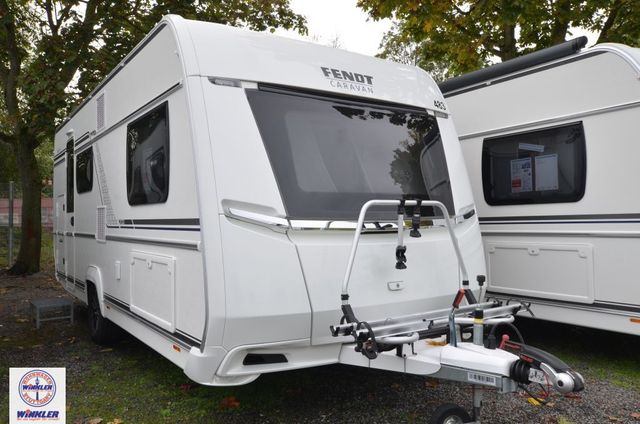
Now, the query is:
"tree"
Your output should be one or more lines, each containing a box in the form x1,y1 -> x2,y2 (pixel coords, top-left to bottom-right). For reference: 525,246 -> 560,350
0,0 -> 306,274
357,0 -> 640,78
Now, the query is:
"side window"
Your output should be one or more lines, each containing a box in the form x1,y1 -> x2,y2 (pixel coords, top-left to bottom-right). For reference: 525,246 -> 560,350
482,122 -> 586,205
66,139 -> 74,213
126,101 -> 170,205
420,130 -> 454,213
76,147 -> 94,194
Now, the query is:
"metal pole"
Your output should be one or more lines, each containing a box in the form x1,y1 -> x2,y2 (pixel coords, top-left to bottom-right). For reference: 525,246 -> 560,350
8,181 -> 14,266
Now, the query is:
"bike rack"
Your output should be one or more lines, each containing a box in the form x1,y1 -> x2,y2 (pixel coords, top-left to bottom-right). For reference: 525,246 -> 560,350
330,199 -> 585,424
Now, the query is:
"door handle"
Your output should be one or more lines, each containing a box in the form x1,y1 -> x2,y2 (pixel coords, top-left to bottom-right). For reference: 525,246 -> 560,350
70,216 -> 74,226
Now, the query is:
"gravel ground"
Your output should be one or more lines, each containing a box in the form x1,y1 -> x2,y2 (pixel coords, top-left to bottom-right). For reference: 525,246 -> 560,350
1,271 -> 639,423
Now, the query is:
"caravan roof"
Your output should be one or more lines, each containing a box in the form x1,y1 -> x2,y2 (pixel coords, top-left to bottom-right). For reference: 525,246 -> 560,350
440,42 -> 640,139
58,15 -> 448,133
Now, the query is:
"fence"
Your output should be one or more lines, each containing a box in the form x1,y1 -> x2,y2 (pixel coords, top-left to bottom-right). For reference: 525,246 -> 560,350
0,182 -> 54,269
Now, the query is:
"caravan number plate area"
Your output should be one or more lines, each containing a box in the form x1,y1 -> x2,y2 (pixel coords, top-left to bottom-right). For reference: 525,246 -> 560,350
467,372 -> 497,386
528,368 -> 547,385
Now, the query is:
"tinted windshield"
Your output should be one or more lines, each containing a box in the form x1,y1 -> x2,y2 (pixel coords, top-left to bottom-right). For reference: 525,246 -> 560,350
247,88 -> 454,220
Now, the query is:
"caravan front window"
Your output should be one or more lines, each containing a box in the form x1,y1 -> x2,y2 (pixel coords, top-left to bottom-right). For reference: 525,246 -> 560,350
247,87 -> 454,220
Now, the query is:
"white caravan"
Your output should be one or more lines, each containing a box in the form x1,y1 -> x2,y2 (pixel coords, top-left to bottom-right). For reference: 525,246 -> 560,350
441,38 -> 640,336
54,15 -> 582,422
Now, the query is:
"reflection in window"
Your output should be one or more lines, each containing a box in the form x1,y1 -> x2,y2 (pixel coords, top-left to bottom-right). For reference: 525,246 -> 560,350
247,88 -> 454,220
76,147 -> 93,194
126,102 -> 170,205
482,122 -> 586,205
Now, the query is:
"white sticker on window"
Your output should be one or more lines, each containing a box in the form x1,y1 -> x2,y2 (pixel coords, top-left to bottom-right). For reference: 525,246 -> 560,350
510,157 -> 532,193
519,142 -> 545,153
467,371 -> 497,386
535,154 -> 559,191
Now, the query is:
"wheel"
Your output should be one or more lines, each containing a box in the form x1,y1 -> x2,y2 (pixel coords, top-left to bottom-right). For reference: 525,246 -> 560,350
429,403 -> 472,424
87,285 -> 121,345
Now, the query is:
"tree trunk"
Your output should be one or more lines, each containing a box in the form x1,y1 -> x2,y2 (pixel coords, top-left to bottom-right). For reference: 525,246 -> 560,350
500,24 -> 518,61
9,137 -> 42,275
549,0 -> 571,46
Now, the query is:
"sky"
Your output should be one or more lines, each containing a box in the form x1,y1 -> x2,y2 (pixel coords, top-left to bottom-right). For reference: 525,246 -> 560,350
273,1 -> 599,60
274,0 -> 393,57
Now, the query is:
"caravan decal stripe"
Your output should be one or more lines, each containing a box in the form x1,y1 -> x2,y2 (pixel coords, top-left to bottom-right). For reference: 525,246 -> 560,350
53,131 -> 90,160
106,225 -> 200,232
56,233 -> 199,249
486,291 -> 640,315
56,271 -> 86,292
73,132 -> 91,147
480,213 -> 640,224
104,235 -> 199,250
103,294 -> 202,347
175,330 -> 202,346
119,218 -> 200,225
104,294 -> 129,311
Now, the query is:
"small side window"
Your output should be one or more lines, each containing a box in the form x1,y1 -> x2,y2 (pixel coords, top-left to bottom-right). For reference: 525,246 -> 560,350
66,139 -> 74,213
126,102 -> 170,205
482,122 -> 586,205
76,147 -> 94,194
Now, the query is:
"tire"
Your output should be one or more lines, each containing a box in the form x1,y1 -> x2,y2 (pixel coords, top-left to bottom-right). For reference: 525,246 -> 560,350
430,403 -> 472,424
87,284 -> 121,345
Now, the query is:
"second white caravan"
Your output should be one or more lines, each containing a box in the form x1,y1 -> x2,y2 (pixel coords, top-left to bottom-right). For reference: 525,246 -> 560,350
442,38 -> 640,335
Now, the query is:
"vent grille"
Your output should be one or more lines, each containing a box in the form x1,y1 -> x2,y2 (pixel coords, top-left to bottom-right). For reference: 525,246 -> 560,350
96,92 -> 105,131
96,206 -> 106,242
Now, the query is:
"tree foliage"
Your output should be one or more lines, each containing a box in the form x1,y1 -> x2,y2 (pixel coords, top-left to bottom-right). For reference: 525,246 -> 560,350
0,0 -> 306,273
358,0 -> 640,78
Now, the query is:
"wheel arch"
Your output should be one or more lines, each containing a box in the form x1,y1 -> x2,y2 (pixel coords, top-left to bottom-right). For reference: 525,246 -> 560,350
85,265 -> 105,315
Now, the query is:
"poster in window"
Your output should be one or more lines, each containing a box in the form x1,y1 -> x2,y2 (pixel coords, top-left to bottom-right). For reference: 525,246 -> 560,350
510,157 -> 532,193
535,154 -> 559,191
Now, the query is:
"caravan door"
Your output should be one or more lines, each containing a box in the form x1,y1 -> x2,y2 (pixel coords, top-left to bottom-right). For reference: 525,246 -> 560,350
63,139 -> 75,288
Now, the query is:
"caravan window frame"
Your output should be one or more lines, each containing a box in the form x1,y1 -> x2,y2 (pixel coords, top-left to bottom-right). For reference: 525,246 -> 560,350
481,122 -> 586,206
76,147 -> 94,194
125,101 -> 170,206
66,139 -> 74,213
